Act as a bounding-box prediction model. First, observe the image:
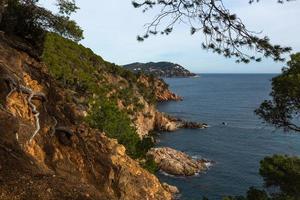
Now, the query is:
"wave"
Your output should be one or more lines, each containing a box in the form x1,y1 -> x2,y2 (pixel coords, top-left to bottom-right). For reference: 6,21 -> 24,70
159,170 -> 176,177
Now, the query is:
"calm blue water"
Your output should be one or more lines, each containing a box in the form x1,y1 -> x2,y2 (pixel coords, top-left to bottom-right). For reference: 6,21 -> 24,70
156,74 -> 300,200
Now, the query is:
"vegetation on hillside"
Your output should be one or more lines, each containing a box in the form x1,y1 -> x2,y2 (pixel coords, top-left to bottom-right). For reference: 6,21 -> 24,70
0,0 -> 161,172
41,33 -> 159,174
86,99 -> 140,158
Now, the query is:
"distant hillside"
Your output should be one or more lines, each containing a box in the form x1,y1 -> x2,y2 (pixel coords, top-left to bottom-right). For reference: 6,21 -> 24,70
124,62 -> 196,77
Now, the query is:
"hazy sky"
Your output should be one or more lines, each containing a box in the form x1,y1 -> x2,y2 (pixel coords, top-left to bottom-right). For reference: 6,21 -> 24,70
40,0 -> 300,73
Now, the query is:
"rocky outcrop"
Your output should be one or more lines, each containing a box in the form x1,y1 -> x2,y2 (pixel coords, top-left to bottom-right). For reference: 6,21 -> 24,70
137,75 -> 182,102
162,183 -> 180,194
147,147 -> 210,176
153,78 -> 182,102
155,112 -> 179,131
155,89 -> 182,102
155,112 -> 208,132
133,102 -> 157,138
0,34 -> 173,200
112,72 -> 205,138
173,117 -> 208,129
101,73 -> 182,138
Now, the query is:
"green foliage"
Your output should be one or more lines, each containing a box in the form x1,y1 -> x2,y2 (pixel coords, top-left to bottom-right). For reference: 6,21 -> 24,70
260,155 -> 300,197
137,134 -> 157,173
106,62 -> 138,83
117,88 -> 135,107
0,0 -> 83,48
136,102 -> 145,110
245,187 -> 268,200
57,0 -> 79,15
86,99 -> 140,158
256,53 -> 300,132
136,80 -> 157,105
42,33 -> 106,94
43,33 -> 157,109
42,33 -> 157,160
86,100 -> 156,159
141,157 -> 159,174
135,136 -> 155,158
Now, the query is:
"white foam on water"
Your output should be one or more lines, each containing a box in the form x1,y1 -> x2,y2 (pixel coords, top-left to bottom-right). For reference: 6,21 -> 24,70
159,170 -> 176,177
205,161 -> 214,169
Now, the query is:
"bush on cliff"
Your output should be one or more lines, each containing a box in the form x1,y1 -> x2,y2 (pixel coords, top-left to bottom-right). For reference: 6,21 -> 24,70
86,99 -> 140,157
141,157 -> 159,174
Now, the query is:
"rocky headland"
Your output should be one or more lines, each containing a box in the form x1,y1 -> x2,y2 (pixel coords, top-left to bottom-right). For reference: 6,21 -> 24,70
124,62 -> 197,78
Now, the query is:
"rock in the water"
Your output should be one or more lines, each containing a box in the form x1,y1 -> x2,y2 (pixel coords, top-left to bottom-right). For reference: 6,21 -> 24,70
155,112 -> 208,132
162,183 -> 180,194
147,147 -> 210,176
180,121 -> 208,129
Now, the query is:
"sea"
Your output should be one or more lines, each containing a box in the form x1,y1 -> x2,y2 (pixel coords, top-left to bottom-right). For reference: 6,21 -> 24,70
156,74 -> 300,200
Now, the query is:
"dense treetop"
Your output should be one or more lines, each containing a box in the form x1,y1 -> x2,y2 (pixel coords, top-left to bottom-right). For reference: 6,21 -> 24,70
0,0 -> 83,48
256,53 -> 300,132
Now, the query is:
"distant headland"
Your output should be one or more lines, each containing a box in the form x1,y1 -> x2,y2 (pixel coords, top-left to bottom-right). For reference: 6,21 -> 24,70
123,62 -> 197,78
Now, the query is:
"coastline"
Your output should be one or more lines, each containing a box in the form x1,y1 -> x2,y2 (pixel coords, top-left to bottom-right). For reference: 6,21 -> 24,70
149,81 -> 211,180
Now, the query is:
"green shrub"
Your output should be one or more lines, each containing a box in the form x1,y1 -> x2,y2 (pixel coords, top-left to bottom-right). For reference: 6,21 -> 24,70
86,99 -> 141,158
260,155 -> 300,196
137,83 -> 156,104
142,157 -> 159,174
87,100 -> 156,159
135,136 -> 155,158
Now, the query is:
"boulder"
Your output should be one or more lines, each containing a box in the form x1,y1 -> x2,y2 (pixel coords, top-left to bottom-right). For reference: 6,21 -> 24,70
180,121 -> 208,129
147,147 -> 210,176
162,183 -> 179,194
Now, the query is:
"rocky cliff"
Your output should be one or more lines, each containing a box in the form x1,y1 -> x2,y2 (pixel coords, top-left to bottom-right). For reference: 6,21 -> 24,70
0,33 -> 174,200
137,75 -> 182,102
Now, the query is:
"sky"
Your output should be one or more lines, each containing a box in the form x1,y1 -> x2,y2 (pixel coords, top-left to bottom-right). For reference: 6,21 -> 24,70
39,0 -> 300,73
